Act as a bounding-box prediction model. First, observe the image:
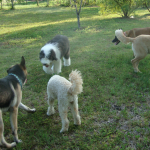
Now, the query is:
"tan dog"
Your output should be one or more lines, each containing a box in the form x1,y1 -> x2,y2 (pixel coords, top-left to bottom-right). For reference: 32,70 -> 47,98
112,27 -> 150,45
115,29 -> 150,72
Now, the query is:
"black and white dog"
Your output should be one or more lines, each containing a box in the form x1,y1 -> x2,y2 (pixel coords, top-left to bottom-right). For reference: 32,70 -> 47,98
39,35 -> 71,74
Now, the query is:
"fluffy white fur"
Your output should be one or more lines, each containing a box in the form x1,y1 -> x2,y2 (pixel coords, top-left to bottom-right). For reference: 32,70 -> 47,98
41,43 -> 61,74
41,43 -> 71,74
47,70 -> 83,133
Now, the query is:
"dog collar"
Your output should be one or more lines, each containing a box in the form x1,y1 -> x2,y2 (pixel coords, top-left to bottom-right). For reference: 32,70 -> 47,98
8,73 -> 22,89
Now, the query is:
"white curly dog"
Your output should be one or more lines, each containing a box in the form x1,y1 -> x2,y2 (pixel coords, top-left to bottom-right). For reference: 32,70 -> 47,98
47,70 -> 83,133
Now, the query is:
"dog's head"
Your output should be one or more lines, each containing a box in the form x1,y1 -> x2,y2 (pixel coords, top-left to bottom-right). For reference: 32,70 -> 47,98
7,56 -> 27,84
39,44 -> 57,68
112,36 -> 120,45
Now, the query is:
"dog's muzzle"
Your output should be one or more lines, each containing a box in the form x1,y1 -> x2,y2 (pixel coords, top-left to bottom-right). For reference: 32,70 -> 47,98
43,64 -> 49,67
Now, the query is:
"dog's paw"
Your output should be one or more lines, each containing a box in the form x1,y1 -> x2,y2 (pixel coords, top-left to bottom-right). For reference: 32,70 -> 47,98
29,108 -> 36,112
3,142 -> 16,148
74,120 -> 81,125
15,139 -> 22,144
46,111 -> 55,116
47,107 -> 55,116
43,66 -> 54,74
11,142 -> 17,148
60,128 -> 68,133
63,58 -> 71,66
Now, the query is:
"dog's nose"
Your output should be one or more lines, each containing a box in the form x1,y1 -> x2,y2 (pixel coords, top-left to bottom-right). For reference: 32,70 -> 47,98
43,64 -> 49,67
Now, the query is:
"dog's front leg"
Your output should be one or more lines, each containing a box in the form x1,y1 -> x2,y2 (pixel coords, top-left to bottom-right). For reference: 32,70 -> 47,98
10,107 -> 22,144
19,103 -> 36,113
53,60 -> 62,74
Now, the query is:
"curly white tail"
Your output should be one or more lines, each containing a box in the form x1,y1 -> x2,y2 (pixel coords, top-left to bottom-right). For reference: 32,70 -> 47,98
68,70 -> 83,95
115,29 -> 134,44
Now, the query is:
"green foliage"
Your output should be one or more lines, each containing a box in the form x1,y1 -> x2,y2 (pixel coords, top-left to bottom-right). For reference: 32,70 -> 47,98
141,0 -> 150,12
17,0 -> 25,4
99,0 -> 141,18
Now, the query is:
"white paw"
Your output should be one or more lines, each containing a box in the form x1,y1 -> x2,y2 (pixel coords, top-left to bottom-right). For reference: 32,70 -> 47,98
60,128 -> 68,133
11,142 -> 17,148
63,58 -> 71,66
43,66 -> 54,74
47,111 -> 55,116
30,108 -> 36,112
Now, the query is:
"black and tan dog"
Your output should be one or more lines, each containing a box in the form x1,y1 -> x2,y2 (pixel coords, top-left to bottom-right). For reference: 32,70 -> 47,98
0,56 -> 36,148
112,27 -> 150,45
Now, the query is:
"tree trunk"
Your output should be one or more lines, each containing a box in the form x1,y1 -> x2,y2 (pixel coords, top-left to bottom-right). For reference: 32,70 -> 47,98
46,0 -> 49,7
77,13 -> 80,29
1,0 -> 2,9
144,3 -> 150,12
11,0 -> 14,9
36,0 -> 39,6
74,0 -> 82,29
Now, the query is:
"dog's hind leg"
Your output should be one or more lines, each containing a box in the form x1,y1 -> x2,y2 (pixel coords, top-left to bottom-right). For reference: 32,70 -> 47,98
69,97 -> 81,126
131,56 -> 145,72
58,102 -> 69,133
0,110 -> 16,148
47,96 -> 55,116
19,103 -> 36,113
63,49 -> 71,66
10,107 -> 22,144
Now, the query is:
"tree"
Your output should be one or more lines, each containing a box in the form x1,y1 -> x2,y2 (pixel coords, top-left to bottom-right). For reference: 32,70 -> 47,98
99,0 -> 140,18
141,0 -> 150,12
36,0 -> 39,6
73,0 -> 83,29
11,0 -> 15,9
46,0 -> 50,7
0,0 -> 2,9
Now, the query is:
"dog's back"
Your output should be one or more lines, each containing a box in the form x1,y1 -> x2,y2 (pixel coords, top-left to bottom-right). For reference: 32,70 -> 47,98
127,27 -> 150,37
47,75 -> 71,98
47,35 -> 70,58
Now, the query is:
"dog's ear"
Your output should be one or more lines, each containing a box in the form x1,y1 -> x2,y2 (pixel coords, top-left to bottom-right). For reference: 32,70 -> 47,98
48,50 -> 57,61
7,65 -> 13,73
7,67 -> 11,73
20,56 -> 26,69
39,50 -> 45,60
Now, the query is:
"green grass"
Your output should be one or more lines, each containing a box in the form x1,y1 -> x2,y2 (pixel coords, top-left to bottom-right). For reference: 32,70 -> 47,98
1,4 -> 150,149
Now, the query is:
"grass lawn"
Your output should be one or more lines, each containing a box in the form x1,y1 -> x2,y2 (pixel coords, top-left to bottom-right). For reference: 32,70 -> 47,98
1,3 -> 150,149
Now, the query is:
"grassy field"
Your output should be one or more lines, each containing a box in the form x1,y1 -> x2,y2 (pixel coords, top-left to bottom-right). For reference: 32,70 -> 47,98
1,3 -> 150,150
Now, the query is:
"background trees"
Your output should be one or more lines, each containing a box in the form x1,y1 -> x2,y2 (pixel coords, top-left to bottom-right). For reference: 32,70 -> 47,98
99,0 -> 141,18
1,0 -> 150,24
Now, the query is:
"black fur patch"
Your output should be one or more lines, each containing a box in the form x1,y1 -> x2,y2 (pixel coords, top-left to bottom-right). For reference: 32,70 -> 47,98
39,50 -> 45,60
47,49 -> 57,61
112,36 -> 120,45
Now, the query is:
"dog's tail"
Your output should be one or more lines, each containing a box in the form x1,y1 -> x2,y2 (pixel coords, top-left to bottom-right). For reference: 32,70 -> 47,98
68,70 -> 83,95
115,29 -> 134,44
